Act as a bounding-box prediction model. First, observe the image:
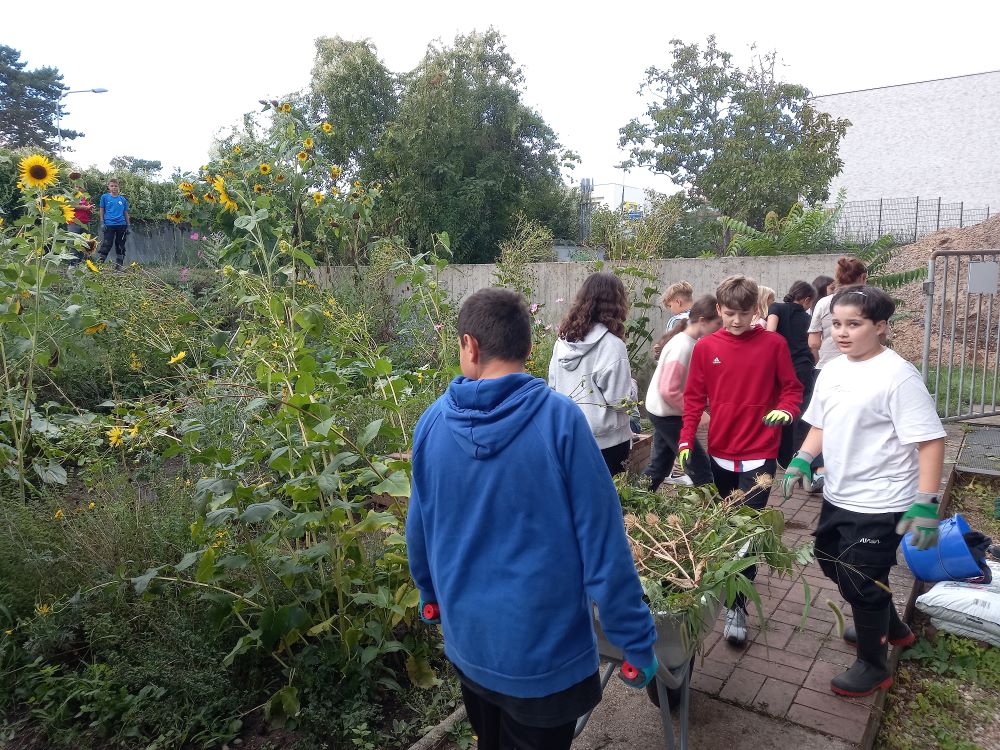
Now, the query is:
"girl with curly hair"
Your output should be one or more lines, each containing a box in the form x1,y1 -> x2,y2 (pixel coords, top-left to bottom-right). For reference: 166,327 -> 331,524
548,272 -> 633,475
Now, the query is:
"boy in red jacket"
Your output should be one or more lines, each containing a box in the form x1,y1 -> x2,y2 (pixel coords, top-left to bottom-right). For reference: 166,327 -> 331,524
678,275 -> 803,646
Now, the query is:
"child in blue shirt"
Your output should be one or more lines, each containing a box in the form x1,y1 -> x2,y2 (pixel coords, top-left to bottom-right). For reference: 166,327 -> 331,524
406,288 -> 657,749
98,178 -> 130,267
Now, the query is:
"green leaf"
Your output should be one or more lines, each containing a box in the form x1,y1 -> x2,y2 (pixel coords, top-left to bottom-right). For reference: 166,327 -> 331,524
357,419 -> 383,449
406,654 -> 441,688
32,460 -> 66,485
240,499 -> 289,524
195,546 -> 217,582
372,470 -> 410,497
131,567 -> 162,595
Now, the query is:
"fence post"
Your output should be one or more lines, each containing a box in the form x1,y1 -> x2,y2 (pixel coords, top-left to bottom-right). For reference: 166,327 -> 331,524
960,201 -> 964,228
937,197 -> 942,230
914,197 -> 920,242
877,198 -> 883,237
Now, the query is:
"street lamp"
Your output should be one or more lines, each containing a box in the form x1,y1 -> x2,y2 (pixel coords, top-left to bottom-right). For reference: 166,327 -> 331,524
57,88 -> 109,150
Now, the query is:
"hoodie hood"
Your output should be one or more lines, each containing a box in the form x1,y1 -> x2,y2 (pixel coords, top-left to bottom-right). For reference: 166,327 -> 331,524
441,373 -> 550,459
555,323 -> 610,372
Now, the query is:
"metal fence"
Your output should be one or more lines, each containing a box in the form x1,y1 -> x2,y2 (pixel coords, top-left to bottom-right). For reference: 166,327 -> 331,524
921,249 -> 1000,421
829,197 -> 991,245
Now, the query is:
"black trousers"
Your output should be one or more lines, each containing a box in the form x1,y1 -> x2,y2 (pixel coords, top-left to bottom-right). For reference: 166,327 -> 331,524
601,440 -> 631,476
98,225 -> 128,265
712,458 -> 776,610
643,414 -> 713,490
814,500 -> 903,612
778,364 -> 816,467
461,685 -> 577,750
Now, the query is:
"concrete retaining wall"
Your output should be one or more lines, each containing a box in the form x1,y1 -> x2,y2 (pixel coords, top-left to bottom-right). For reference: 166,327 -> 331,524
317,255 -> 842,332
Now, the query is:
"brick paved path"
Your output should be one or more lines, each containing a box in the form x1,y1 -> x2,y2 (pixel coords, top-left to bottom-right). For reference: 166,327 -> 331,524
687,424 -> 963,745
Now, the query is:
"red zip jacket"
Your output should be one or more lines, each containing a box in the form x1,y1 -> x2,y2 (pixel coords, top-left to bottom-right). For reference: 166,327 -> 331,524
679,327 -> 803,461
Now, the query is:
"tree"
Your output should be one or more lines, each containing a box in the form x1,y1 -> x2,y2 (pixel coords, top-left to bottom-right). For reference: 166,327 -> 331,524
0,45 -> 81,150
620,36 -> 850,234
382,29 -> 577,262
309,37 -> 399,183
109,155 -> 163,177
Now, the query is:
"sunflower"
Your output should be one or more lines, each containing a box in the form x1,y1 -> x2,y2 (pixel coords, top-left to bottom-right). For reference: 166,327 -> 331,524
312,191 -> 324,205
221,197 -> 238,213
279,102 -> 292,113
166,211 -> 183,224
296,151 -> 308,162
168,351 -> 187,365
253,184 -> 263,193
60,205 -> 75,224
212,175 -> 226,192
321,122 -> 333,134
233,145 -> 241,155
179,181 -> 194,193
107,426 -> 124,447
303,137 -> 314,149
19,155 -> 59,190
186,193 -> 200,204
329,165 -> 342,180
85,259 -> 100,273
203,193 -> 216,203
259,163 -> 271,175
275,174 -> 286,183
84,322 -> 108,334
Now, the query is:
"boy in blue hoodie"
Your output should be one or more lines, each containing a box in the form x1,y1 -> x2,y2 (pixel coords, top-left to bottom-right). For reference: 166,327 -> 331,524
406,288 -> 657,750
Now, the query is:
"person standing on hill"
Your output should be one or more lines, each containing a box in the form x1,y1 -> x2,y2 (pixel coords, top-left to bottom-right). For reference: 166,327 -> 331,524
98,178 -> 130,268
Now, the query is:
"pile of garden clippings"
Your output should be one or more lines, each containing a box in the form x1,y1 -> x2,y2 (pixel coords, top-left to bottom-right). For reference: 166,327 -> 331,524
883,214 -> 1000,364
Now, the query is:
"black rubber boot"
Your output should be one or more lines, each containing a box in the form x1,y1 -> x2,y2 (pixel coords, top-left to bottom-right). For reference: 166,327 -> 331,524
831,607 -> 893,697
842,606 -> 915,647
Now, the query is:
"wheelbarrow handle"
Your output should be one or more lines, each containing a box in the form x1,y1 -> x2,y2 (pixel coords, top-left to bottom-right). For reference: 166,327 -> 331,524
619,658 -> 658,688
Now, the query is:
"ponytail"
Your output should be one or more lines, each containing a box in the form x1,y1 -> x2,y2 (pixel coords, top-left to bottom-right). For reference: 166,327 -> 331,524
653,294 -> 719,358
783,280 -> 816,304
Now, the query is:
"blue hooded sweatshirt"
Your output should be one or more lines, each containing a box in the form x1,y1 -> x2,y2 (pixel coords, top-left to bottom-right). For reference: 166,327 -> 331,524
406,373 -> 656,698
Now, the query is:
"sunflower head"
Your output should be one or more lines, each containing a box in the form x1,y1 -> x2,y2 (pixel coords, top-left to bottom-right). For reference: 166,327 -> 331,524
211,175 -> 226,193
19,155 -> 59,190
279,103 -> 292,113
253,184 -> 263,193
321,122 -> 333,134
179,181 -> 194,193
312,192 -> 324,205
330,165 -> 343,180
61,205 -> 75,224
203,193 -> 216,203
296,151 -> 308,162
259,163 -> 271,175
303,137 -> 314,149
166,211 -> 183,224
233,145 -> 241,155
275,174 -> 286,183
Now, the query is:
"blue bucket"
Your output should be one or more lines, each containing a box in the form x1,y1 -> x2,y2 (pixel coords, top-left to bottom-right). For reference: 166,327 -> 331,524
902,513 -> 982,582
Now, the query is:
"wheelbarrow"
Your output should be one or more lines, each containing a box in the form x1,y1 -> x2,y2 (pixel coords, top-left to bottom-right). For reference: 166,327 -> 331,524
574,596 -> 723,750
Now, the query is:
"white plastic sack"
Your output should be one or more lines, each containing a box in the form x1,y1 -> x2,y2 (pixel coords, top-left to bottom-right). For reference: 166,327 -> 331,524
915,561 -> 1000,646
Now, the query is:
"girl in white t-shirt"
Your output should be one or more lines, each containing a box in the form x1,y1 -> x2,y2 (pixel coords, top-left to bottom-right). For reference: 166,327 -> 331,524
642,295 -> 721,490
783,286 -> 945,699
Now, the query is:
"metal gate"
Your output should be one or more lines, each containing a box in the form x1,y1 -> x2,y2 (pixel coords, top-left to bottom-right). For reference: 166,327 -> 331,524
921,249 -> 1000,421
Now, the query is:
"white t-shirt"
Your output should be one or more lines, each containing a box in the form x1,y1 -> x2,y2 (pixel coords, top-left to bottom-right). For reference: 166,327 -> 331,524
808,295 -> 841,369
803,348 -> 945,513
645,332 -> 695,417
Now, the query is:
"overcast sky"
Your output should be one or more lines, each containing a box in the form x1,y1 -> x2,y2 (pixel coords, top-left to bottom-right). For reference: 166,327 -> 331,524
6,1 -> 998,206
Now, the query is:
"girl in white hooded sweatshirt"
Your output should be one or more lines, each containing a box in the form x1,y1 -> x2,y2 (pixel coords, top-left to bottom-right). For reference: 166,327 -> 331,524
549,272 -> 633,475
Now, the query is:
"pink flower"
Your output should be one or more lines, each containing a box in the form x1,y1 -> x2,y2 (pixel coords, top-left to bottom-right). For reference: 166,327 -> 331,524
433,323 -> 443,331
544,324 -> 552,331
530,303 -> 539,313
190,232 -> 200,241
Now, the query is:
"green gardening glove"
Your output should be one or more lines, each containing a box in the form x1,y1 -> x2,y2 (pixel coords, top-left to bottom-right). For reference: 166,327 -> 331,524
678,447 -> 691,472
762,409 -> 792,427
782,450 -> 814,501
896,493 -> 940,550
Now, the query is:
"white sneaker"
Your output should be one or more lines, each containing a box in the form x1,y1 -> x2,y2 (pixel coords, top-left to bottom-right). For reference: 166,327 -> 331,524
724,607 -> 747,647
664,474 -> 693,486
